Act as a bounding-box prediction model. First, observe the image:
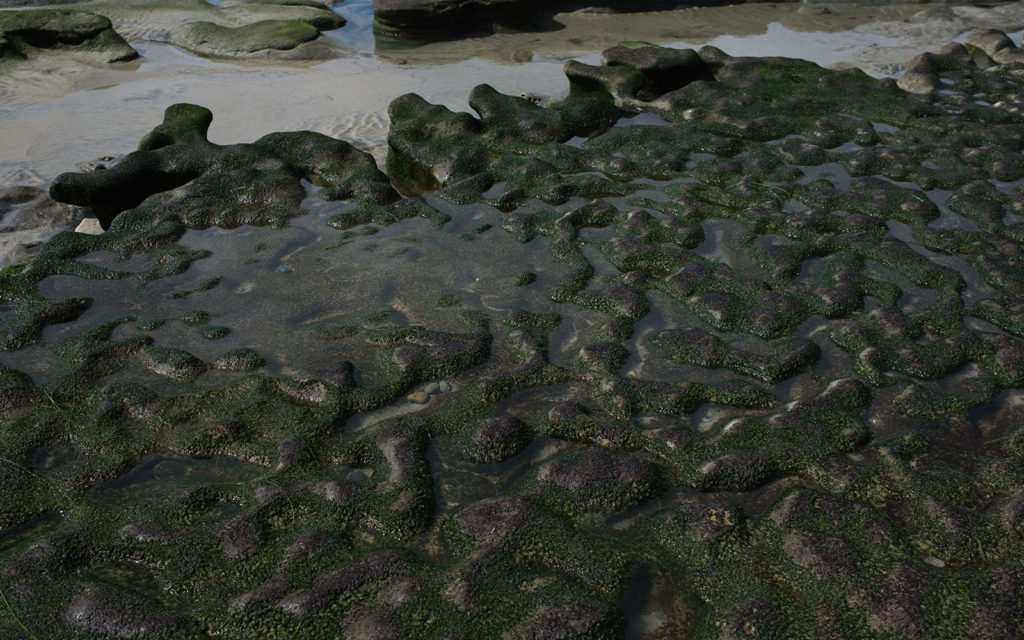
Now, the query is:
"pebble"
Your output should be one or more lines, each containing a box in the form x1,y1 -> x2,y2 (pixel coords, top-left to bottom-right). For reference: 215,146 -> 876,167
74,218 -> 104,235
408,380 -> 453,405
407,391 -> 430,404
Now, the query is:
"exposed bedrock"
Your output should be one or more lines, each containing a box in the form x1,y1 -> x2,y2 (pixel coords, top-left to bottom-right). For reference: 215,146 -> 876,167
180,18 -> 322,55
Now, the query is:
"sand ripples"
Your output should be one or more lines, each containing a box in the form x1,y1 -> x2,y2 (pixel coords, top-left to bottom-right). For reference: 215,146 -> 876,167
304,110 -> 390,166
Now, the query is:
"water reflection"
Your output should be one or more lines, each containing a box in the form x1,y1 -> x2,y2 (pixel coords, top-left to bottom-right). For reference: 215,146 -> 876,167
93,453 -> 264,499
370,2 -> 927,66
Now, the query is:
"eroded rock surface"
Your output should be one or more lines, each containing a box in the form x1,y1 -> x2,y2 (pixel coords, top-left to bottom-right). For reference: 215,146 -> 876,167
2,33 -> 1024,640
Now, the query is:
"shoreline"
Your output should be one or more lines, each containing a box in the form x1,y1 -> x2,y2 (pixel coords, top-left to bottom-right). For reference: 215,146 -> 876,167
5,3 -> 1024,184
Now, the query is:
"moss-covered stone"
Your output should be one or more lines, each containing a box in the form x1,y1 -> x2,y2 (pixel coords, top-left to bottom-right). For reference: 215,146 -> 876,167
182,19 -> 319,55
463,415 -> 531,463
51,103 -> 395,230
68,0 -> 348,60
0,9 -> 137,63
532,448 -> 660,516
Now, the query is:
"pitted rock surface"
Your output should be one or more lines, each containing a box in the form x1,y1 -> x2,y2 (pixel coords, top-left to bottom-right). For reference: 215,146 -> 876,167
2,35 -> 1024,640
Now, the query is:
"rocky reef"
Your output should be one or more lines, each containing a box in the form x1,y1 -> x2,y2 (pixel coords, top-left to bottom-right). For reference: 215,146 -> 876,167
3,29 -> 1024,640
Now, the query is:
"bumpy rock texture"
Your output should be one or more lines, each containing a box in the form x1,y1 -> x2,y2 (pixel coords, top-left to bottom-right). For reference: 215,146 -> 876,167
3,34 -> 1024,640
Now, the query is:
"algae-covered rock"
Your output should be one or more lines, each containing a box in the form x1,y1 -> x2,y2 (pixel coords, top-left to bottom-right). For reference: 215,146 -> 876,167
51,102 -> 395,229
59,0 -> 350,60
4,34 -> 1024,640
534,448 -> 659,515
504,601 -> 623,639
181,18 -> 320,56
386,85 -> 621,203
569,41 -> 712,103
0,8 -> 137,62
372,0 -> 522,36
63,586 -> 180,637
465,415 -> 531,463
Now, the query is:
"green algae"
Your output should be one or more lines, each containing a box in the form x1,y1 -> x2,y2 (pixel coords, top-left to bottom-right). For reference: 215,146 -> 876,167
2,33 -> 1024,640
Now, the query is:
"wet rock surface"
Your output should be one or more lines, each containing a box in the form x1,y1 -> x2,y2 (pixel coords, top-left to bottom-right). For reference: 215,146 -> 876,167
372,0 -> 686,38
49,102 -> 396,230
0,0 -> 349,62
2,32 -> 1024,640
0,8 -> 138,62
0,185 -> 89,267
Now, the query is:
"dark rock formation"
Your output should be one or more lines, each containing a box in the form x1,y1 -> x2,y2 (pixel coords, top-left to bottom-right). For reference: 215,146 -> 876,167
50,103 -> 396,230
